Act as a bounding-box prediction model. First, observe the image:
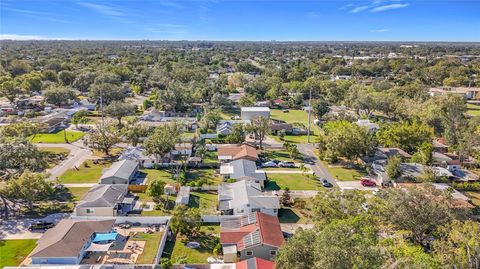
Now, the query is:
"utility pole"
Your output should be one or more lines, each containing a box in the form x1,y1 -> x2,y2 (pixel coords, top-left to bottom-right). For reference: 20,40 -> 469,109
307,88 -> 312,144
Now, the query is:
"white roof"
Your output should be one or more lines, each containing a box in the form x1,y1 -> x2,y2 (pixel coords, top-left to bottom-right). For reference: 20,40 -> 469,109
220,164 -> 234,174
432,183 -> 470,201
241,107 -> 270,112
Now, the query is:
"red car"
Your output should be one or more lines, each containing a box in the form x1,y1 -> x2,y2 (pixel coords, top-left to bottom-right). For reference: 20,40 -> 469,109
361,179 -> 376,187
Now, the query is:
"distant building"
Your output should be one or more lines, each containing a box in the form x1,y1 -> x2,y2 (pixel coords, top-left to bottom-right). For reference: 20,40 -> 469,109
175,186 -> 191,205
355,119 -> 380,133
241,107 -> 270,121
429,87 -> 480,100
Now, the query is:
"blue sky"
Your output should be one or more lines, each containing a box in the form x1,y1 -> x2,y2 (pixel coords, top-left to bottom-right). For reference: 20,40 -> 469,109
1,0 -> 479,41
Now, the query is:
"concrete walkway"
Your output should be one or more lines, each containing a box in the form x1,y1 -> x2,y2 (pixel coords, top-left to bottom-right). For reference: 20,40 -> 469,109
61,183 -> 97,188
36,141 -> 92,181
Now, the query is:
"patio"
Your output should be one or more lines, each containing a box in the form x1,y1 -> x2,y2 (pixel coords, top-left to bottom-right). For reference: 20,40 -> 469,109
81,226 -> 165,265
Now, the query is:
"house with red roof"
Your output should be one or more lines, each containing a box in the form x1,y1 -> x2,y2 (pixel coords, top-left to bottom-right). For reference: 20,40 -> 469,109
220,212 -> 284,262
218,144 -> 259,162
236,257 -> 275,269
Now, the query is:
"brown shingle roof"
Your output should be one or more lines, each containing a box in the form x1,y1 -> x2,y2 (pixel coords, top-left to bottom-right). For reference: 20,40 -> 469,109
218,144 -> 258,161
30,219 -> 115,258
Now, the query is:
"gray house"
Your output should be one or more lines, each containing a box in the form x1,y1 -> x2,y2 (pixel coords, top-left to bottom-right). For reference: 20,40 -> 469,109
99,159 -> 139,184
75,184 -> 135,217
220,159 -> 266,187
218,180 -> 279,216
220,212 -> 284,262
29,219 -> 115,265
241,107 -> 270,121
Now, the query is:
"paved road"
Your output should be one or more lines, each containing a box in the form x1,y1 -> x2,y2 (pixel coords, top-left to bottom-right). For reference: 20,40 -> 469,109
36,141 -> 92,181
297,143 -> 337,186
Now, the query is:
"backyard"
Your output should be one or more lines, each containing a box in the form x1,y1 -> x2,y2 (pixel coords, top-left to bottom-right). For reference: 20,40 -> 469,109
163,225 -> 220,264
321,161 -> 368,181
0,239 -> 38,267
278,198 -> 314,224
270,109 -> 320,143
58,159 -> 113,184
467,103 -> 480,117
132,232 -> 164,264
140,168 -> 222,186
265,174 -> 320,190
29,130 -> 85,143
188,191 -> 218,215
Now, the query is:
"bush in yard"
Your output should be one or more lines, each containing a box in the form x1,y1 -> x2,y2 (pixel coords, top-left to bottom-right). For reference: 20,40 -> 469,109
170,205 -> 202,238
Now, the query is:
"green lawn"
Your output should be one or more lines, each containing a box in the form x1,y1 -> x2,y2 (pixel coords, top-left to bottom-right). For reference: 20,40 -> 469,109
132,232 -> 164,264
189,191 -> 218,214
203,151 -> 218,164
140,168 -> 222,187
38,147 -> 71,155
279,198 -> 314,224
467,103 -> 480,117
466,191 -> 480,207
0,239 -> 38,267
164,225 -> 220,264
67,187 -> 91,201
321,161 -> 368,181
58,160 -> 112,184
270,109 -> 321,143
140,169 -> 177,185
266,174 -> 320,190
29,130 -> 85,143
263,149 -> 301,162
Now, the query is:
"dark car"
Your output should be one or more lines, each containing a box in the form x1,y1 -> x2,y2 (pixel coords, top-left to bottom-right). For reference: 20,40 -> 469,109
28,221 -> 55,231
322,179 -> 333,188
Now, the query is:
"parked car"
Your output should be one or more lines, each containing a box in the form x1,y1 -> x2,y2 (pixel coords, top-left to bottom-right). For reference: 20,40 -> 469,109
361,179 -> 376,187
279,161 -> 295,168
28,221 -> 55,231
262,161 -> 278,168
322,179 -> 333,188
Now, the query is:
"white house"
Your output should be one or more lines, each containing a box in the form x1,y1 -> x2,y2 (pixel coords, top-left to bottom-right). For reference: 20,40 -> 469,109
241,107 -> 270,121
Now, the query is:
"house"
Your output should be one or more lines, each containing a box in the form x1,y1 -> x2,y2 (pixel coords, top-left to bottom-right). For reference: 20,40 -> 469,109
171,142 -> 193,157
99,159 -> 139,184
218,144 -> 259,162
236,258 -> 276,269
399,163 -> 453,179
429,87 -> 480,100
220,212 -> 284,262
355,119 -> 380,133
75,184 -> 135,216
433,138 -> 449,153
269,123 -> 293,135
220,159 -> 266,187
241,107 -> 270,121
176,186 -> 191,205
395,183 -> 474,209
218,180 -> 279,216
255,100 -> 271,107
119,146 -> 157,168
217,121 -> 235,136
29,219 -> 115,265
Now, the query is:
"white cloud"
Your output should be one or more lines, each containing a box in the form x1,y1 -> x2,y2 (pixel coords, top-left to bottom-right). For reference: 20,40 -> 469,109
78,2 -> 125,17
0,34 -> 47,40
307,11 -> 320,17
370,29 -> 390,32
371,3 -> 409,12
350,5 -> 371,13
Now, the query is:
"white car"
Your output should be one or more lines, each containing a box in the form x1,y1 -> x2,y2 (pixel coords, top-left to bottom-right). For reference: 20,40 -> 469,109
262,161 -> 278,168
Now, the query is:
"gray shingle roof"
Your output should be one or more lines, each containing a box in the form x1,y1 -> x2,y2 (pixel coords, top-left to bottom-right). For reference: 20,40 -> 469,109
230,159 -> 266,181
218,180 -> 279,211
100,159 -> 138,181
76,184 -> 128,208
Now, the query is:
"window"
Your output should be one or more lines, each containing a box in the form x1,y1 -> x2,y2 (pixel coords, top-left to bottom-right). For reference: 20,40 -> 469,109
273,209 -> 278,213
270,250 -> 277,256
86,208 -> 95,214
246,251 -> 253,256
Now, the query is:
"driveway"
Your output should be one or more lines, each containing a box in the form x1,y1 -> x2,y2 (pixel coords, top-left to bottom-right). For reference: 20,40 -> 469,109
336,181 -> 379,192
297,143 -> 337,186
0,213 -> 70,240
36,141 -> 92,181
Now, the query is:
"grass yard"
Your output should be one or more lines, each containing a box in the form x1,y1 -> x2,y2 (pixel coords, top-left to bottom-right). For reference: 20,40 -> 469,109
279,198 -> 314,224
67,187 -> 90,201
140,169 -> 177,185
91,147 -> 123,158
321,161 -> 368,181
38,147 -> 71,155
164,225 -> 220,264
202,151 -> 219,164
263,149 -> 301,162
0,239 -> 38,267
270,109 -> 321,143
465,191 -> 480,207
266,174 -> 320,190
189,191 -> 218,214
467,103 -> 480,117
29,130 -> 85,143
220,107 -> 240,120
186,169 -> 223,186
58,159 -> 112,184
132,232 -> 164,264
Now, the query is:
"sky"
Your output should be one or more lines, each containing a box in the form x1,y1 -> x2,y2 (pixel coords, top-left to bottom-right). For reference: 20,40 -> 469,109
1,0 -> 479,41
